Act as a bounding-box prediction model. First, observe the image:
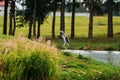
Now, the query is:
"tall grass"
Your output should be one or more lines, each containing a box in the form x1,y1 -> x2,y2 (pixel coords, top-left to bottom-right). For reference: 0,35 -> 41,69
0,37 -> 59,80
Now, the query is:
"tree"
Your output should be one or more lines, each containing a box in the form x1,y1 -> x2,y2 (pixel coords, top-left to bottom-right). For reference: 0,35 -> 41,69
2,0 -> 16,36
88,0 -> 93,39
107,0 -> 113,38
82,0 -> 90,10
9,0 -> 13,35
12,0 -> 16,36
36,0 -> 52,38
37,19 -> 41,38
26,0 -> 33,39
28,11 -> 33,39
82,0 -> 93,39
9,0 -> 16,35
82,0 -> 103,16
60,0 -> 65,32
51,0 -> 61,39
114,0 -> 120,16
33,0 -> 37,38
93,0 -> 103,16
3,0 -> 9,35
25,0 -> 52,39
51,0 -> 57,39
71,0 -> 75,38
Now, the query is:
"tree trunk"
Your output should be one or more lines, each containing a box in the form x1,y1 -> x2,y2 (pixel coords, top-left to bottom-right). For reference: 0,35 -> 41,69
9,0 -> 16,35
28,19 -> 33,39
108,0 -> 113,38
60,0 -> 65,32
9,1 -> 13,35
37,19 -> 41,38
33,0 -> 37,38
88,0 -> 93,39
52,0 -> 57,39
33,21 -> 36,38
13,16 -> 16,36
12,1 -> 16,36
71,0 -> 75,38
3,0 -> 8,35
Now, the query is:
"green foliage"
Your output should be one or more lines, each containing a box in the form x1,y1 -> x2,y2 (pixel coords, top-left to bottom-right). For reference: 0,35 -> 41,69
63,52 -> 73,56
15,16 -> 25,28
105,46 -> 115,51
78,54 -> 92,62
79,46 -> 84,50
24,0 -> 52,24
118,41 -> 120,51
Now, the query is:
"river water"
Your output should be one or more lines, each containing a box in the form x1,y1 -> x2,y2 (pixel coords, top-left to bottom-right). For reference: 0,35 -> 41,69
63,50 -> 120,66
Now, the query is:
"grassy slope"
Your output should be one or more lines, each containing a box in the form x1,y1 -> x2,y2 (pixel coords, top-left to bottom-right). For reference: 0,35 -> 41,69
58,52 -> 120,80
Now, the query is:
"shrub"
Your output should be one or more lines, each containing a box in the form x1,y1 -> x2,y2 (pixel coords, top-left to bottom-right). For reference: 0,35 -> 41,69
118,41 -> 120,51
79,46 -> 84,50
105,47 -> 115,51
0,37 -> 59,80
78,54 -> 92,62
63,52 -> 73,56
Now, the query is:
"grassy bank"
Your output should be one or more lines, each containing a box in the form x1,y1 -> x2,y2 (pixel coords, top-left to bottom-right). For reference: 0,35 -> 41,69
0,37 -> 120,80
53,38 -> 120,50
58,52 -> 120,80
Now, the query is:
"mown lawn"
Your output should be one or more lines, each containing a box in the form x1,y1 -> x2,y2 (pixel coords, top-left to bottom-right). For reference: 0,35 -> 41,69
0,16 -> 120,50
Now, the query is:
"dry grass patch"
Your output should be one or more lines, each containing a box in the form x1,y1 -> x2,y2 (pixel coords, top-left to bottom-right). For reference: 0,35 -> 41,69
0,37 -> 60,80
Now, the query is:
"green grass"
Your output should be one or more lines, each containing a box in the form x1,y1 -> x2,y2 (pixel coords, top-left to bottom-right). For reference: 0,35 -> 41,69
0,37 -> 120,80
57,52 -> 120,80
0,16 -> 120,38
52,38 -> 120,50
41,16 -> 120,38
0,16 -> 120,50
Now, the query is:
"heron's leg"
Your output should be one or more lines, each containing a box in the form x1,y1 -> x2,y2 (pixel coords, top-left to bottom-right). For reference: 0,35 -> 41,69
63,43 -> 67,50
67,43 -> 69,47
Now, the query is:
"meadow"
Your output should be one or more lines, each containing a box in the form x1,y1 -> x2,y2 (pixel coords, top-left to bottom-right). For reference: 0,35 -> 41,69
0,16 -> 120,80
40,16 -> 120,50
0,16 -> 120,50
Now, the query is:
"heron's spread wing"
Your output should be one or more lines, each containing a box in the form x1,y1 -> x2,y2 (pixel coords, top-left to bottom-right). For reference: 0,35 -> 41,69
65,37 -> 70,44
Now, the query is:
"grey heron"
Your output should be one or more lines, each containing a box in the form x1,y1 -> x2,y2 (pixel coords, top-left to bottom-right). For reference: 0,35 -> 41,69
59,31 -> 70,48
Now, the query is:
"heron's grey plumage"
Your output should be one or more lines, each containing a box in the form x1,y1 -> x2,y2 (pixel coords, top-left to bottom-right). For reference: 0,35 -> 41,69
60,31 -> 70,46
